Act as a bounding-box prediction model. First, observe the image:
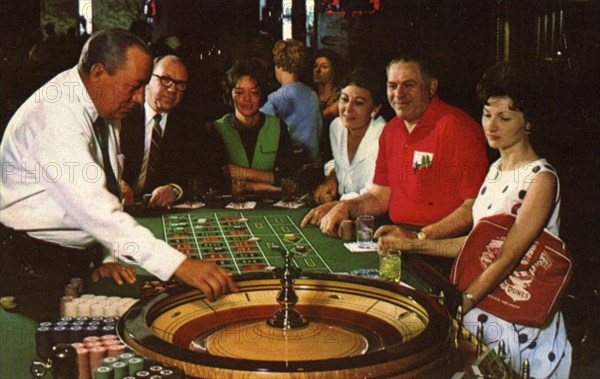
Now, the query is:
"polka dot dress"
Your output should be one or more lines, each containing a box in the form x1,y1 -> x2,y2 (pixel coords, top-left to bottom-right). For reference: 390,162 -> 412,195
473,158 -> 560,235
465,158 -> 571,378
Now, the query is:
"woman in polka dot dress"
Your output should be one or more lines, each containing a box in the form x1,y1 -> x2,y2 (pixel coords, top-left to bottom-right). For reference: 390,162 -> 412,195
377,61 -> 571,378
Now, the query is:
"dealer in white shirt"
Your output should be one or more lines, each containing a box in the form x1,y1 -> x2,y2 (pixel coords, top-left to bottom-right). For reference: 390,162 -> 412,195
0,28 -> 237,300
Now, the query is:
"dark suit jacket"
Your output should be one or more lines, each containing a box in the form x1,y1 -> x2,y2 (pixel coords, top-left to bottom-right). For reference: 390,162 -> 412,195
120,105 -> 227,198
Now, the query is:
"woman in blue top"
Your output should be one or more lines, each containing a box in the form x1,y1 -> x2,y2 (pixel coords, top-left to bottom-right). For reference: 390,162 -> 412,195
260,39 -> 323,164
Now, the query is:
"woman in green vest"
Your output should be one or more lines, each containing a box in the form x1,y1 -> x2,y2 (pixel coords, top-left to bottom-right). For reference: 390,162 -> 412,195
210,60 -> 297,193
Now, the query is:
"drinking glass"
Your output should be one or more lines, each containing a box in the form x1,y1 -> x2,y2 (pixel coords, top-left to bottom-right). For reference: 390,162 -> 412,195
281,177 -> 297,205
356,215 -> 375,248
231,177 -> 246,205
378,249 -> 402,284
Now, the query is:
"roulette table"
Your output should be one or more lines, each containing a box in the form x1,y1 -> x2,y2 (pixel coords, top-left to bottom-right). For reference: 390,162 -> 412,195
0,206 -> 512,378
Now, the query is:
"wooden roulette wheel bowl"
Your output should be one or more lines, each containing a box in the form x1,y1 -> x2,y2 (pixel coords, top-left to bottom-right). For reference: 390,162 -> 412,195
118,272 -> 456,378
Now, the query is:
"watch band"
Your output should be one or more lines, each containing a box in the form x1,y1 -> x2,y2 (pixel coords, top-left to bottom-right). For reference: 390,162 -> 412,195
416,231 -> 427,240
169,183 -> 183,200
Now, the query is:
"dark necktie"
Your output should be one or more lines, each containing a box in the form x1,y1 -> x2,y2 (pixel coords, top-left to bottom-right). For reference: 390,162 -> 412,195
93,118 -> 120,198
145,114 -> 163,192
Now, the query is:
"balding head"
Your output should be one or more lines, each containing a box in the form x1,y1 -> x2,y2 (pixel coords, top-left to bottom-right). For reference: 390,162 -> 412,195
146,55 -> 188,113
79,28 -> 152,119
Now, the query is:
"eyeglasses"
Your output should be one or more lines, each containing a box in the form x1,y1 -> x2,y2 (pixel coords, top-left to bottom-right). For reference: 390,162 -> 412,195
152,74 -> 187,91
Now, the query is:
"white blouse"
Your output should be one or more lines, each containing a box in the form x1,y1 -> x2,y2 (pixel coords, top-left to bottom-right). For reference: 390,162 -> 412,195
328,116 -> 386,200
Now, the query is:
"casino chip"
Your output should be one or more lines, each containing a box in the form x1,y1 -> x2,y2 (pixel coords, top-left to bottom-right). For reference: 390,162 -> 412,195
293,245 -> 309,255
283,234 -> 297,241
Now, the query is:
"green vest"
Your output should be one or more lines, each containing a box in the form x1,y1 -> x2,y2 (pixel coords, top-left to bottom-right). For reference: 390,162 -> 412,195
214,114 -> 280,171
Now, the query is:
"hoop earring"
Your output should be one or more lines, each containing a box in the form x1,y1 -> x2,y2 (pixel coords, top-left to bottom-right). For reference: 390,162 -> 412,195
525,123 -> 533,135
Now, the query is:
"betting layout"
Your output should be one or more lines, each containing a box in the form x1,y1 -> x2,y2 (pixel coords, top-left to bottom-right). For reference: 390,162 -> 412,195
162,212 -> 333,274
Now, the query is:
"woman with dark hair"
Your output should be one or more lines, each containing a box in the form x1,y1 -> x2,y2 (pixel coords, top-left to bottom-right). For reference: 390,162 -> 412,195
313,67 -> 386,204
312,49 -> 344,123
312,49 -> 344,161
376,61 -> 571,378
210,60 -> 297,193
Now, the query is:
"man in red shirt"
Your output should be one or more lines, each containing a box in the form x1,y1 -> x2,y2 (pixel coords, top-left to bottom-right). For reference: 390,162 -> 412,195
302,54 -> 488,245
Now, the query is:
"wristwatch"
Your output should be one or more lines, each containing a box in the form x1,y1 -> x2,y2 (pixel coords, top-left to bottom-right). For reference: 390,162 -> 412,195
169,184 -> 183,200
463,290 -> 475,302
416,231 -> 427,240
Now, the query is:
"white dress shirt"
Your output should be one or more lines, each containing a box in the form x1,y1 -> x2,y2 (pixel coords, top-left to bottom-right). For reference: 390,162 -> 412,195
0,66 -> 185,280
328,116 -> 386,200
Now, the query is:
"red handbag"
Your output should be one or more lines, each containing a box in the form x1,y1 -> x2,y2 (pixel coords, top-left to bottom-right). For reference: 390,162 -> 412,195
450,213 -> 573,326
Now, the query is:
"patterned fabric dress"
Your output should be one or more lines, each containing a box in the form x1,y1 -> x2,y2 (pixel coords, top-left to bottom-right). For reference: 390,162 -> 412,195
464,158 -> 571,378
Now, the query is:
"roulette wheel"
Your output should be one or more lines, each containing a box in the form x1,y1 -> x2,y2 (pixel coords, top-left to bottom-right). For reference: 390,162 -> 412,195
118,271 -> 509,378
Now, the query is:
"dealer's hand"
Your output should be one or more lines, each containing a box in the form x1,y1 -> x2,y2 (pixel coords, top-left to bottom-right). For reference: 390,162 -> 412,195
92,262 -> 137,285
174,258 -> 239,301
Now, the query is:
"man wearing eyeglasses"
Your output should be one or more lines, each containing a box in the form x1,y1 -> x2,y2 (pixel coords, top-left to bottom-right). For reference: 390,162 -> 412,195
120,55 -> 192,208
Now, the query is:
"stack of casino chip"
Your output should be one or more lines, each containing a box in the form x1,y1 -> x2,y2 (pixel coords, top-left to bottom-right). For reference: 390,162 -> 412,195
75,335 -> 130,378
35,316 -> 124,359
91,353 -> 184,379
35,318 -> 183,378
61,294 -> 138,318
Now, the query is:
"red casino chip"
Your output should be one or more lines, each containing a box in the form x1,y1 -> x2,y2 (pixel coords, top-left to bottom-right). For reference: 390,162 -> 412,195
220,217 -> 239,221
231,241 -> 255,247
172,244 -> 194,249
204,253 -> 229,259
234,247 -> 258,252
241,264 -> 266,271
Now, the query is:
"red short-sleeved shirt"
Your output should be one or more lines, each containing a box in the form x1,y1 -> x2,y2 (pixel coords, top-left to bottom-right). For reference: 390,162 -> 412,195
373,96 -> 489,226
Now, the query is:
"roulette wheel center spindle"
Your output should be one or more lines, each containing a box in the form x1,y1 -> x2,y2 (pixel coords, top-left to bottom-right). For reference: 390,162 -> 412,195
267,247 -> 309,329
